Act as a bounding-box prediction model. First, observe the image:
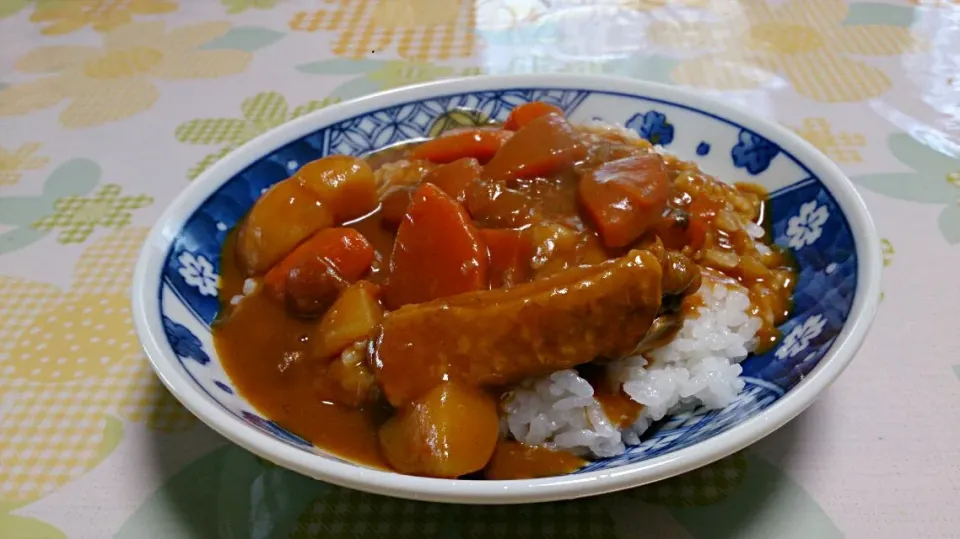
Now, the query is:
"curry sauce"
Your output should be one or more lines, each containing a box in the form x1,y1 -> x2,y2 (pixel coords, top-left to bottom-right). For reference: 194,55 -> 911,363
213,104 -> 796,479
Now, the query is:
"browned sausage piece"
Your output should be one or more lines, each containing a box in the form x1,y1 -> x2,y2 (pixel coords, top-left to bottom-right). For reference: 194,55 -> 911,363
373,250 -> 664,406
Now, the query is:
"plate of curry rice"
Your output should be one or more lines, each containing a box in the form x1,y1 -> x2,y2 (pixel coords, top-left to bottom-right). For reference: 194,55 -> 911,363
132,75 -> 881,503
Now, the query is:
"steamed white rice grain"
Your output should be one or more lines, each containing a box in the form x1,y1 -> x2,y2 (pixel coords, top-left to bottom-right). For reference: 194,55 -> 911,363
505,275 -> 761,457
230,278 -> 260,306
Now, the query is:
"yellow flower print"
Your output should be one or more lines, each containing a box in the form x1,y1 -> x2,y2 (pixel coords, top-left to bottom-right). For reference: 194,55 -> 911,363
29,0 -> 178,36
789,117 -> 866,163
0,228 -> 194,504
0,21 -> 251,128
647,0 -> 923,102
289,0 -> 477,61
0,143 -> 49,187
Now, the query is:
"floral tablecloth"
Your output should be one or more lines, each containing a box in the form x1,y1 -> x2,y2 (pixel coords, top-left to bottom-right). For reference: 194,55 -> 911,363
1,1 -> 958,537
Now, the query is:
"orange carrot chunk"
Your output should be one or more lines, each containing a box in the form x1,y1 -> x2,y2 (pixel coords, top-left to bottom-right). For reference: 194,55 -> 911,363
484,114 -> 587,183
408,130 -> 511,165
478,228 -> 531,289
264,227 -> 374,303
422,157 -> 483,205
504,101 -> 564,131
384,183 -> 488,309
579,154 -> 670,248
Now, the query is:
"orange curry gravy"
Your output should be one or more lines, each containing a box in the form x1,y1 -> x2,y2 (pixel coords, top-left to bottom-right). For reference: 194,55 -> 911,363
213,117 -> 795,478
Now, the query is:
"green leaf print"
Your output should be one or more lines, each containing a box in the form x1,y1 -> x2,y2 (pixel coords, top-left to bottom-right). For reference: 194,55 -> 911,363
0,158 -> 100,255
296,59 -> 388,75
297,59 -> 466,101
200,26 -> 285,52
176,118 -> 251,146
0,513 -> 66,539
30,183 -> 153,244
601,54 -> 679,85
854,172 -> 954,204
241,91 -> 290,131
843,3 -> 917,27
174,92 -> 339,180
221,0 -> 283,15
937,204 -> 960,245
0,0 -> 32,19
853,133 -> 960,245
326,77 -> 385,101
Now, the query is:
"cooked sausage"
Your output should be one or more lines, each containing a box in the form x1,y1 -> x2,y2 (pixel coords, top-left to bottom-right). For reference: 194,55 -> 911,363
373,250 -> 664,406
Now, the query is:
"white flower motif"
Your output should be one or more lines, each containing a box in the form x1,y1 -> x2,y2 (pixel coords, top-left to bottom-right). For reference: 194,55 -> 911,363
786,200 -> 830,249
775,314 -> 827,360
178,251 -> 220,297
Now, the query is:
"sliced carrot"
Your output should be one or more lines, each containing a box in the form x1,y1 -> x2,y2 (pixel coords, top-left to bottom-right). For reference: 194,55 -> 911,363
504,101 -> 564,131
484,114 -> 587,183
408,130 -> 511,165
579,153 -> 670,248
264,227 -> 374,302
478,228 -> 531,288
423,158 -> 482,205
384,183 -> 488,309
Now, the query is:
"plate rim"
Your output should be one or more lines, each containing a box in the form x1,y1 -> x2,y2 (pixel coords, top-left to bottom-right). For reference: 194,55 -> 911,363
131,74 -> 881,504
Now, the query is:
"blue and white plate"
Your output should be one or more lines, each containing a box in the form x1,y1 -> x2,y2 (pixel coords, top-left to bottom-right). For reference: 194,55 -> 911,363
132,75 -> 881,503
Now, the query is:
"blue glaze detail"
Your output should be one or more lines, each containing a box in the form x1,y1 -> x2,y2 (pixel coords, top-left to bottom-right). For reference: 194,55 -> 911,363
732,129 -> 781,174
157,87 -> 858,472
162,316 -> 210,365
626,110 -> 674,146
242,412 -> 313,449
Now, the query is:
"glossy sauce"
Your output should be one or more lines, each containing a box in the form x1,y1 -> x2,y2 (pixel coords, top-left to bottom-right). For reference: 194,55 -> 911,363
217,234 -> 389,467
214,123 -> 796,477
484,441 -> 587,480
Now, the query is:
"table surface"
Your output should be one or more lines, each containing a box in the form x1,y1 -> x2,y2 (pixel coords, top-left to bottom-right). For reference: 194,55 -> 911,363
1,0 -> 958,537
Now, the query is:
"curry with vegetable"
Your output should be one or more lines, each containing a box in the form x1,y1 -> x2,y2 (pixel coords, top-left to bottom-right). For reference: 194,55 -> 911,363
214,101 -> 795,479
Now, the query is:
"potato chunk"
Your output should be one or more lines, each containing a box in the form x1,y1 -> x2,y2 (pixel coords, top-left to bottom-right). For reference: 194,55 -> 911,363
315,281 -> 383,360
237,179 -> 333,275
378,382 -> 499,478
295,155 -> 378,223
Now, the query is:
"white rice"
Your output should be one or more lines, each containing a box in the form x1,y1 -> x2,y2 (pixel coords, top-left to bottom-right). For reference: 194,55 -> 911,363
745,221 -> 765,239
504,274 -> 762,457
230,278 -> 259,306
